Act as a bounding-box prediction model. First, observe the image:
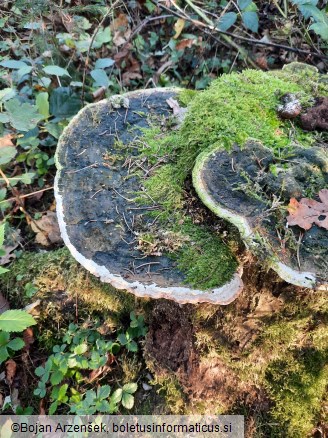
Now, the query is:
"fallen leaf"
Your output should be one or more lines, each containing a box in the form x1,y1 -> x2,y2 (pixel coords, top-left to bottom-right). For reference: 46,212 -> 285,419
255,55 -> 268,70
166,97 -> 188,125
176,38 -> 194,51
23,327 -> 34,350
30,211 -> 62,246
174,18 -> 185,39
111,13 -> 130,47
0,244 -> 18,266
122,71 -> 142,85
39,398 -> 46,415
0,134 -> 14,148
287,189 -> 328,230
5,359 -> 16,386
88,365 -> 111,383
0,292 -> 9,314
110,13 -> 129,31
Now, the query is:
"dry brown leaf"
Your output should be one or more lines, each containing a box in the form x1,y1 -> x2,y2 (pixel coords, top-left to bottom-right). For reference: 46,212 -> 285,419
5,359 -> 16,386
122,71 -> 142,85
110,13 -> 129,31
166,98 -> 188,125
39,398 -> 46,415
176,38 -> 194,51
0,292 -> 9,314
30,211 -> 62,246
255,55 -> 268,70
88,365 -> 111,383
0,134 -> 14,148
23,327 -> 34,350
287,189 -> 328,230
174,18 -> 185,39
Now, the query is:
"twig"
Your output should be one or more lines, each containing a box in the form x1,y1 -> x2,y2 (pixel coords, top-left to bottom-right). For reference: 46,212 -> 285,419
296,231 -> 303,271
66,163 -> 98,174
112,188 -> 135,202
0,186 -> 53,205
0,168 -> 51,243
135,262 -> 161,270
150,0 -> 328,61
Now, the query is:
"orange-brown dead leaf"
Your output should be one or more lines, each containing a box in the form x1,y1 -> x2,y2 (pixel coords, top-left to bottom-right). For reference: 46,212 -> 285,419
30,211 -> 62,246
39,398 -> 46,415
5,359 -> 16,386
0,292 -> 9,315
0,134 -> 14,148
287,189 -> 328,230
176,39 -> 194,51
23,327 -> 34,350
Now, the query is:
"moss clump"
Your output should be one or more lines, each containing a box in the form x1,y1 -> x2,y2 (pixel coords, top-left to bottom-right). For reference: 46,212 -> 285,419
176,221 -> 238,289
0,248 -> 137,321
266,349 -> 328,437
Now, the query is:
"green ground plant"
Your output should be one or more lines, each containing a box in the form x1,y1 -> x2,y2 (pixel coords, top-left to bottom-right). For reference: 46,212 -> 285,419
34,313 -> 146,414
0,310 -> 36,364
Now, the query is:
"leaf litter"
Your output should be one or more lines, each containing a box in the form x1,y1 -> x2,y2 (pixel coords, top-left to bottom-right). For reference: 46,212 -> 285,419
287,189 -> 328,231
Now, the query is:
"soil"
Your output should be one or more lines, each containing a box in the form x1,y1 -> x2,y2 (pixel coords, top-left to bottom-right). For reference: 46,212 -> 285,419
144,279 -> 274,411
301,97 -> 328,131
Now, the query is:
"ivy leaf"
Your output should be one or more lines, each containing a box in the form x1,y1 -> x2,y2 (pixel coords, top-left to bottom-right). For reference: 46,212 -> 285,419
43,65 -> 71,77
310,22 -> 328,40
217,12 -> 237,31
0,88 -> 16,103
4,99 -> 43,132
49,87 -> 82,120
0,310 -> 36,332
238,0 -> 252,10
0,146 -> 16,166
94,58 -> 115,69
90,69 -> 109,88
0,60 -> 28,69
241,11 -> 259,32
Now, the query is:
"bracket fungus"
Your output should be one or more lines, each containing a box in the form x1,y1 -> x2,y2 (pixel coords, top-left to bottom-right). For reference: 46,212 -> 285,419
55,89 -> 243,305
55,62 -> 328,304
193,141 -> 328,289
